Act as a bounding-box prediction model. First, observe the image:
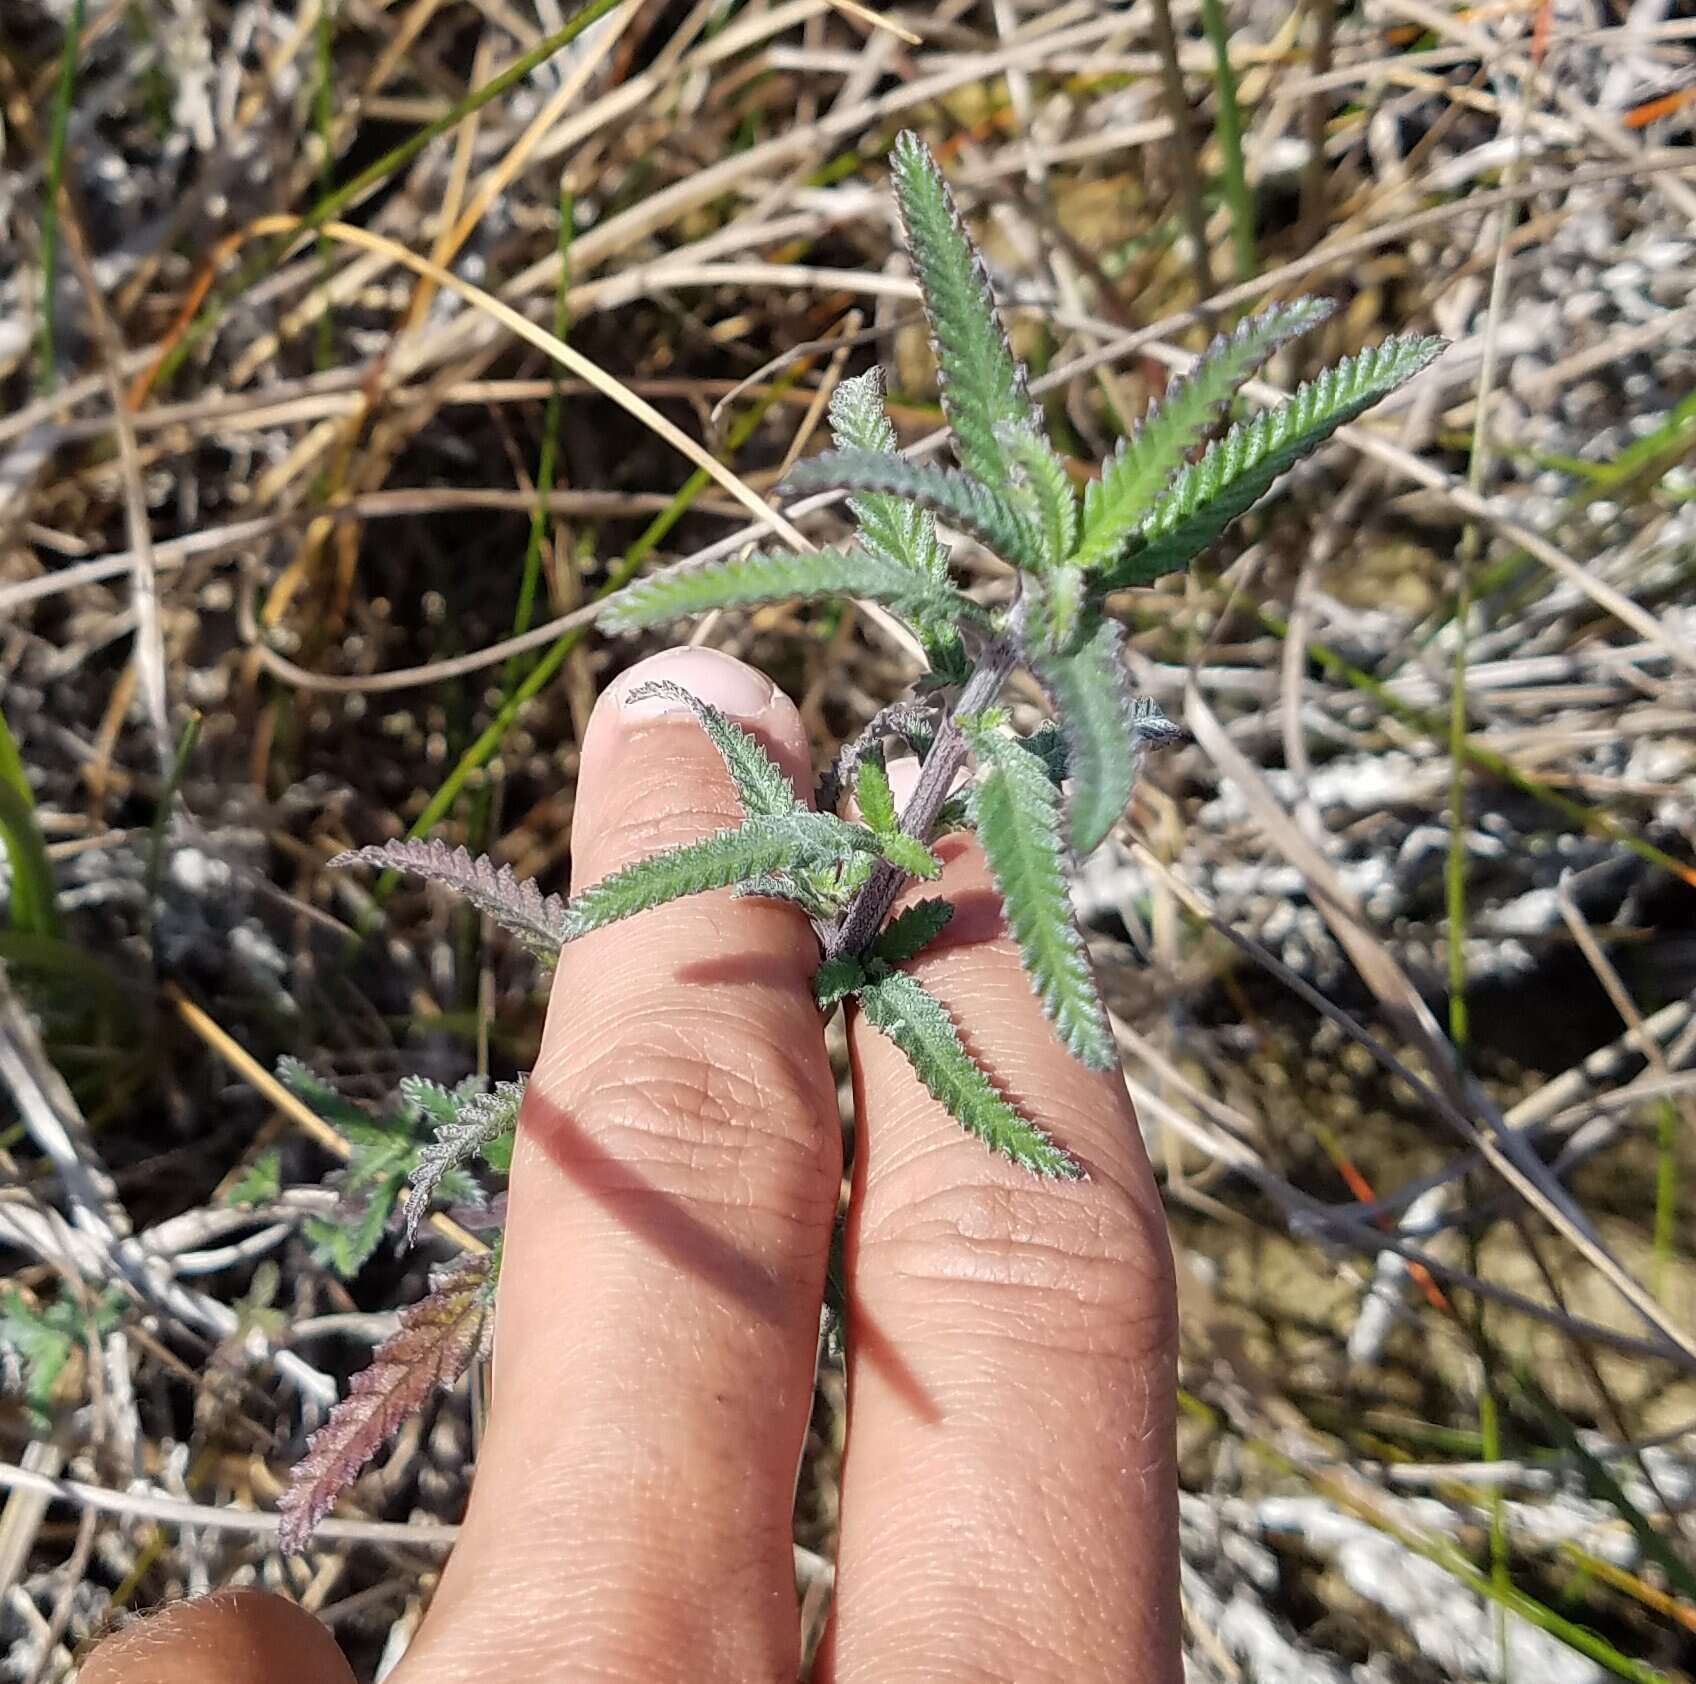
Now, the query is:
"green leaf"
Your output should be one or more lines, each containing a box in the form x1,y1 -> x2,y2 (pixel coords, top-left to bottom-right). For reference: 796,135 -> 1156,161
1074,298 -> 1334,571
224,1149 -> 283,1207
602,544 -> 970,632
0,1286 -> 125,1428
400,1074 -> 527,1247
814,954 -> 865,1008
965,723 -> 1115,1069
782,449 -> 1038,570
1018,720 -> 1069,787
873,897 -> 954,964
877,830 -> 942,880
998,423 -> 1078,568
1028,564 -> 1088,656
1107,334 -> 1446,586
855,969 -> 1080,1177
854,757 -> 898,836
622,681 -> 801,819
888,130 -> 1041,495
1034,619 -> 1139,854
560,813 -> 876,939
827,369 -> 949,585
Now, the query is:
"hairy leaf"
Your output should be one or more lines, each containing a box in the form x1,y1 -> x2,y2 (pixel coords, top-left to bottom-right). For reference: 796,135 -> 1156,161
888,130 -> 1041,494
622,681 -> 801,819
817,703 -> 938,812
560,813 -> 876,939
1106,335 -> 1446,586
279,1252 -> 496,1552
997,423 -> 1078,569
601,544 -> 965,632
1018,720 -> 1069,787
400,1074 -> 527,1247
782,449 -> 1038,570
331,841 -> 567,962
854,757 -> 898,836
965,723 -> 1115,1069
827,369 -> 949,585
855,969 -> 1079,1177
1074,298 -> 1334,571
814,955 -> 865,1008
876,830 -> 942,881
0,1287 -> 126,1429
873,897 -> 954,964
1028,564 -> 1088,656
1034,619 -> 1139,854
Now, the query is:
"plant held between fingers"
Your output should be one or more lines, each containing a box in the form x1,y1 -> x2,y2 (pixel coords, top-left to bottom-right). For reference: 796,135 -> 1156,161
280,131 -> 1443,1547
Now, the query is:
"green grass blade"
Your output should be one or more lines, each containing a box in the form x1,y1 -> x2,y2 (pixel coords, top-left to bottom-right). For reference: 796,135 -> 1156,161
0,707 -> 61,939
1198,0 -> 1256,281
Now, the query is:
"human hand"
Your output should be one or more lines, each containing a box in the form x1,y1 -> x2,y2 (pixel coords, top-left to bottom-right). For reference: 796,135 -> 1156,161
83,647 -> 1179,1684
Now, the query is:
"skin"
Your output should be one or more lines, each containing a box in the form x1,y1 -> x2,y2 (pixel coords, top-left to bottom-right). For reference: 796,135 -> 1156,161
82,646 -> 1180,1684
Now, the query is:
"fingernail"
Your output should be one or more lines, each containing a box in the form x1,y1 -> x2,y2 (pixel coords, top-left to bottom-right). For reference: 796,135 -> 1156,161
610,647 -> 776,721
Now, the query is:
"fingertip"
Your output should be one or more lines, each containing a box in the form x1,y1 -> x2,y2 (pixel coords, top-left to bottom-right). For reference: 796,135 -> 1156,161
80,1590 -> 355,1684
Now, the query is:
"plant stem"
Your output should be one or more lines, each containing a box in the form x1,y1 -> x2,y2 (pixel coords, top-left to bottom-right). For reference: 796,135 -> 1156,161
829,617 -> 1024,960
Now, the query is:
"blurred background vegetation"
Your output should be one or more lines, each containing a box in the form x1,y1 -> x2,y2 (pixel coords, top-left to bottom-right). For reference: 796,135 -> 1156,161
1,0 -> 1695,1676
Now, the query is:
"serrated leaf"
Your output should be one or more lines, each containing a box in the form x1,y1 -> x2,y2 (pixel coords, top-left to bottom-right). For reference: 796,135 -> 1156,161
622,681 -> 801,819
1035,619 -> 1138,854
560,813 -> 877,939
889,130 -> 1041,494
782,449 -> 1039,570
602,544 -> 969,633
1029,564 -> 1088,656
331,841 -> 567,962
873,897 -> 955,964
1018,720 -> 1069,787
817,704 -> 938,812
827,369 -> 950,585
814,955 -> 865,1008
1106,334 -> 1446,586
277,1055 -> 373,1134
0,1286 -> 125,1428
965,723 -> 1115,1069
877,831 -> 942,880
224,1149 -> 283,1207
854,757 -> 898,835
279,1252 -> 495,1552
998,423 -> 1078,568
1075,298 -> 1334,571
855,970 -> 1080,1178
401,1074 -> 527,1248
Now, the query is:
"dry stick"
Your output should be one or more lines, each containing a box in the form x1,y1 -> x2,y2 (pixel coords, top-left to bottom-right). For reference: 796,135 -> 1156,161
55,201 -> 169,773
1184,690 -> 1696,1367
0,963 -> 336,1404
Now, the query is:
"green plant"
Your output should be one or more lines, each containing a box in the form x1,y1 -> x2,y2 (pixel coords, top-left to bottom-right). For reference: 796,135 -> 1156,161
283,131 -> 1441,1545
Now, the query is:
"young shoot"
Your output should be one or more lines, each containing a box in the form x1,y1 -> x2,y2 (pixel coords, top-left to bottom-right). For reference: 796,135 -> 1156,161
297,130 -> 1442,1544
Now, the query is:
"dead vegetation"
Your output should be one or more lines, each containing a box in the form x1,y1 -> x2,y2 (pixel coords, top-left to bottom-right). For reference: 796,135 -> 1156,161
1,0 -> 1695,1677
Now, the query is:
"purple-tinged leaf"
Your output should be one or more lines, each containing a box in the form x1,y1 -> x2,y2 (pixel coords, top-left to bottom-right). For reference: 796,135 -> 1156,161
278,1252 -> 495,1551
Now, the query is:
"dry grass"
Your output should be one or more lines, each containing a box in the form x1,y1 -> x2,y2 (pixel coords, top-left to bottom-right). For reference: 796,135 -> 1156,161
2,0 -> 1695,1678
